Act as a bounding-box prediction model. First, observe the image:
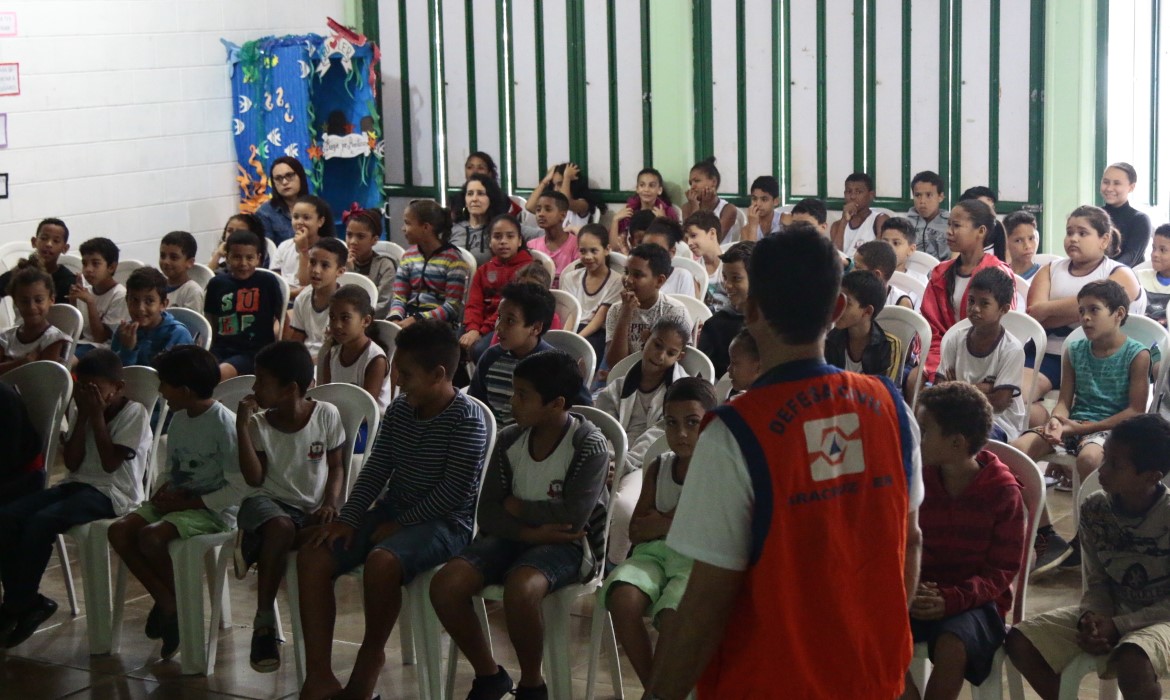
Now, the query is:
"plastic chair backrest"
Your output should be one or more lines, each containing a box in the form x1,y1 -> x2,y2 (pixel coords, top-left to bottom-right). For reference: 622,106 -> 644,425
123,365 -> 170,493
641,433 -> 670,472
529,249 -> 557,283
947,310 -> 1046,403
714,373 -> 733,401
984,440 -> 1045,624
890,271 -> 926,307
1014,274 -> 1031,310
906,251 -> 940,278
59,253 -> 83,275
47,303 -> 83,359
1134,260 -> 1154,273
550,290 -> 582,332
113,259 -> 145,287
543,329 -> 597,385
508,195 -> 536,226
306,383 -> 382,496
1032,253 -> 1063,268
252,269 -> 290,337
1,360 -> 73,463
167,308 -> 212,350
606,353 -> 642,387
212,374 -> 254,412
1064,313 -> 1169,386
371,320 -> 401,360
0,243 -> 33,271
608,252 -> 628,273
665,293 -> 711,340
265,238 -> 279,268
339,272 -> 379,308
671,256 -> 709,301
730,207 -> 748,243
607,346 -> 716,385
455,246 -> 478,309
373,240 -> 405,267
573,406 -> 629,568
189,264 -> 215,289
875,305 -> 932,406
0,297 -> 13,331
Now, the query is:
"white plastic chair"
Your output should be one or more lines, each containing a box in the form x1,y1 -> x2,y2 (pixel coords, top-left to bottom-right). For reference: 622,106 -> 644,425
729,207 -> 747,243
64,365 -> 168,655
339,271 -> 379,309
550,289 -> 582,332
212,374 -> 254,411
667,293 -> 712,343
909,440 -> 1045,700
265,238 -> 279,269
112,259 -> 145,287
0,241 -> 33,271
188,264 -> 215,290
455,247 -> 479,311
46,303 -> 83,360
907,251 -> 941,278
59,253 -> 83,275
890,270 -> 926,308
509,194 -> 537,227
374,240 -> 406,268
371,320 -> 402,397
608,252 -> 628,273
1014,274 -> 1031,311
446,405 -> 627,700
167,307 -> 212,350
1134,260 -> 1154,273
2,362 -> 78,614
544,329 -> 597,386
875,305 -> 932,409
529,248 -> 557,284
714,373 -> 734,401
670,256 -> 709,301
945,311 -> 1047,412
607,346 -> 717,386
252,268 -> 290,337
1033,253 -> 1063,268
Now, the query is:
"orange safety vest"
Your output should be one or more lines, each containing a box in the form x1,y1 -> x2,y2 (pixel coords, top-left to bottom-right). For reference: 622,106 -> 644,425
697,359 -> 914,700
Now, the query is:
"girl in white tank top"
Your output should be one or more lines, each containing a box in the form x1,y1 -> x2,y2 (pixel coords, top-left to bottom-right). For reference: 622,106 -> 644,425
317,287 -> 392,411
683,158 -> 741,243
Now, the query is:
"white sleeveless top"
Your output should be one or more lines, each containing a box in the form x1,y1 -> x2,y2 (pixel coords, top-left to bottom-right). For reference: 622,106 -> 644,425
1045,257 -> 1147,354
654,452 -> 685,513
842,210 -> 881,257
326,339 -> 392,411
713,198 -> 743,243
0,324 -> 68,361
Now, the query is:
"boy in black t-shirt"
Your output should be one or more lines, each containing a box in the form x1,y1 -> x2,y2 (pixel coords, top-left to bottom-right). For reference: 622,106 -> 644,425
205,230 -> 283,381
0,218 -> 74,304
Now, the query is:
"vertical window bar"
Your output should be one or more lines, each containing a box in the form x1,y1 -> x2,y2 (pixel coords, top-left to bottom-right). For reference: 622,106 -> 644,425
1028,0 -> 1045,206
950,0 -> 962,202
428,0 -> 448,202
534,0 -> 548,175
773,0 -> 784,190
782,0 -> 793,201
736,0 -> 748,194
497,0 -> 516,193
816,0 -> 828,197
398,0 -> 414,187
464,0 -> 478,152
1095,0 -> 1110,198
1151,0 -> 1161,206
853,0 -> 865,172
607,0 -> 621,184
901,0 -> 912,200
640,0 -> 653,165
938,0 -> 952,203
865,0 -> 877,180
566,0 -> 588,166
692,0 -> 713,159
989,0 -> 1001,195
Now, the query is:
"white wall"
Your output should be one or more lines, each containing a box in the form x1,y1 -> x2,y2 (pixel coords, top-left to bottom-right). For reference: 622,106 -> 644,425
0,0 -> 347,264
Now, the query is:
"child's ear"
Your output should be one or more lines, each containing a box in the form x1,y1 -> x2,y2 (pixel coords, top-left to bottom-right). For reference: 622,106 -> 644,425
29,236 -> 37,248
161,296 -> 170,310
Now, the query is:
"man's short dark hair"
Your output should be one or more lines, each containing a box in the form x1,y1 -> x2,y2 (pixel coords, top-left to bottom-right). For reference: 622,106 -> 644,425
683,211 -> 721,235
255,341 -> 314,395
1109,414 -> 1170,476
960,186 -> 997,204
395,318 -> 461,379
126,266 -> 169,300
629,243 -> 673,279
539,190 -> 570,212
154,345 -> 220,399
841,270 -> 887,315
845,172 -> 875,191
513,350 -> 584,407
881,216 -> 918,245
664,376 -> 718,411
36,218 -> 70,243
312,237 -> 349,267
628,209 -> 657,235
719,240 -> 755,267
79,237 -> 120,266
749,175 -> 780,198
911,170 -> 945,194
749,226 -> 842,343
791,197 -> 827,224
855,240 -> 898,280
1003,211 -> 1037,236
645,217 -> 684,247
970,268 -> 1015,308
76,347 -> 124,383
918,382 -> 993,456
500,282 -> 556,338
226,229 -> 264,255
1078,280 -> 1131,323
161,230 -> 198,260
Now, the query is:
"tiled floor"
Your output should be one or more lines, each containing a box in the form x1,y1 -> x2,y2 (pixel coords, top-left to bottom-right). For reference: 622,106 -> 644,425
0,478 -> 1165,699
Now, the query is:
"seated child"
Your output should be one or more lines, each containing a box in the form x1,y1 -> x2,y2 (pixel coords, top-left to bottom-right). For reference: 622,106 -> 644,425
1013,280 -> 1150,573
273,195 -> 335,298
0,349 -> 152,648
208,214 -> 265,272
624,209 -> 657,253
642,217 -> 699,298
726,329 -> 761,397
881,216 -> 929,286
107,346 -> 241,658
0,258 -> 71,372
1008,414 -> 1170,700
681,157 -> 740,242
905,383 -> 1026,700
485,263 -> 564,350
697,241 -> 753,378
389,199 -> 469,330
318,286 -> 392,412
0,383 -> 45,505
462,215 -> 534,360
1005,211 -> 1042,282
0,218 -> 74,304
831,172 -> 889,257
233,341 -> 346,672
907,170 -> 951,261
611,167 -> 680,245
430,351 -> 610,699
343,207 -> 397,318
296,320 -> 489,700
528,191 -> 578,287
205,230 -> 284,381
825,270 -> 901,381
682,210 -> 728,310
602,377 -> 718,689
854,239 -> 916,309
743,175 -> 783,241
938,268 -> 1027,442
1138,223 -> 1170,327
597,318 -> 693,566
559,224 -> 623,361
70,237 -> 131,358
285,237 -> 347,363
111,267 -> 194,367
605,244 -> 691,369
470,282 -> 590,427
790,197 -> 830,235
159,230 -> 205,312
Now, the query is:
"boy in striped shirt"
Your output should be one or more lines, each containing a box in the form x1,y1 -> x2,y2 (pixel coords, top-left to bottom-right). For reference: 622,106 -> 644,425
295,320 -> 489,700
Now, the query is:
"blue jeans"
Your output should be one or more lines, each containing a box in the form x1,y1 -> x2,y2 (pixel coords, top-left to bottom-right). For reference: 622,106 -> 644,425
0,482 -> 114,607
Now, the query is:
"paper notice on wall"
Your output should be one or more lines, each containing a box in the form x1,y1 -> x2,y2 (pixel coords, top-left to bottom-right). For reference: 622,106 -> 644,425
0,63 -> 19,96
322,133 -> 370,160
0,13 -> 16,37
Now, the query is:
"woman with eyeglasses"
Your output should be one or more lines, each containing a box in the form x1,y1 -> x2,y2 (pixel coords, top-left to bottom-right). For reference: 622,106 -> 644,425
255,156 -> 309,245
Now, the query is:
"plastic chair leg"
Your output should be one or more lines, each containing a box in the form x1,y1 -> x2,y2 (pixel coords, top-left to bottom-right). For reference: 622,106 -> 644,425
1058,653 -> 1119,700
406,571 -> 443,700
585,596 -> 607,700
205,544 -> 231,628
286,554 -> 307,686
400,602 -> 416,665
172,538 -> 210,675
55,535 -> 80,616
602,612 -> 623,700
972,648 -> 1004,700
542,593 -> 574,700
108,560 -> 128,654
72,523 -> 116,655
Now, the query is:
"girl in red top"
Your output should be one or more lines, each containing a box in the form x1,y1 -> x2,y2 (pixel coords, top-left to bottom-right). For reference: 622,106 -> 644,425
460,215 -> 533,361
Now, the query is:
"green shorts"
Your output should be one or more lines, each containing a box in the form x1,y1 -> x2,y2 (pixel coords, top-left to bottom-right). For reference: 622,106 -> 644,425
134,503 -> 230,540
601,539 -> 694,623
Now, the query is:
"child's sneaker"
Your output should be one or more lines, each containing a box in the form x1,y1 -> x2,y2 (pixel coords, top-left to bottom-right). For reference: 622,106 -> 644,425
1032,528 -> 1072,576
249,626 -> 282,672
466,665 -> 513,700
3,595 -> 58,648
1058,536 -> 1083,571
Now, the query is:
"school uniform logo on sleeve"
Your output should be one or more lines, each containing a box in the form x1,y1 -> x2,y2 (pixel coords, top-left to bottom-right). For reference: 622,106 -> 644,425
547,480 -> 564,500
805,414 -> 864,481
307,441 -> 325,462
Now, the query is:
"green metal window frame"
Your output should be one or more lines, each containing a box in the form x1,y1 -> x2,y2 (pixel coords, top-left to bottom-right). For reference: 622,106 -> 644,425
692,0 -> 1046,213
364,0 -> 656,204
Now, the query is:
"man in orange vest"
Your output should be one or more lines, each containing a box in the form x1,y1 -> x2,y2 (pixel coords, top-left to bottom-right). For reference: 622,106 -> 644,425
645,224 -> 924,699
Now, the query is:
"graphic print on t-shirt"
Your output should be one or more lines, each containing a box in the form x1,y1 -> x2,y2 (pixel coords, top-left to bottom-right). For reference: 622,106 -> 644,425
546,480 -> 564,500
307,440 -> 325,462
804,413 -> 864,481
217,287 -> 261,336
